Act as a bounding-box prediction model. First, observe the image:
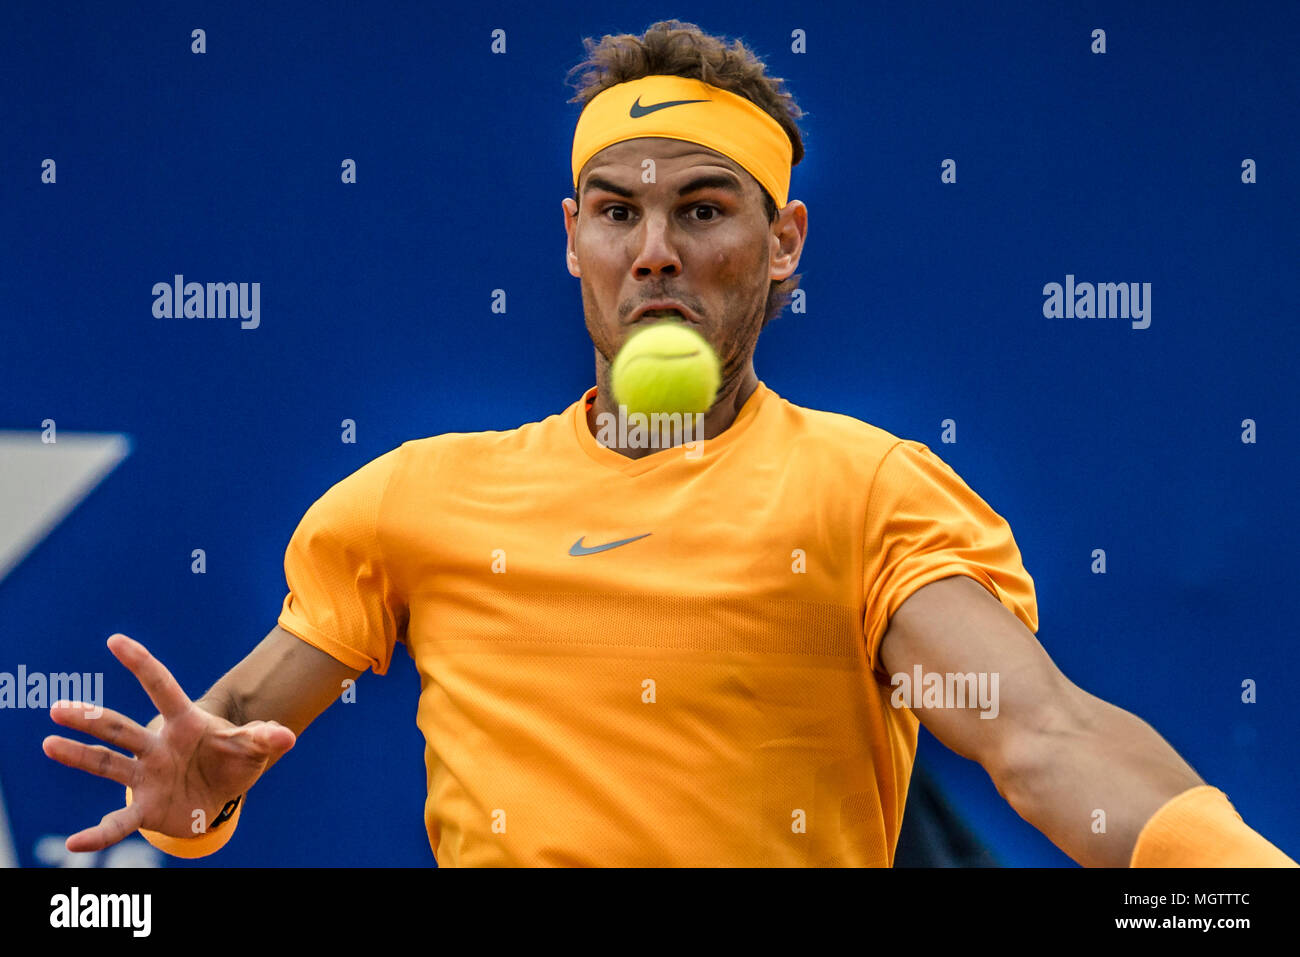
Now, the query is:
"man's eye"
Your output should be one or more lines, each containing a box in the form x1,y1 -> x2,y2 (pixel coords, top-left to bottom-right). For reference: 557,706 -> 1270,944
598,204 -> 720,223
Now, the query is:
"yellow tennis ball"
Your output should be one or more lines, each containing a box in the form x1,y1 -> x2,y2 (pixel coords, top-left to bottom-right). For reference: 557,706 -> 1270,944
610,322 -> 721,416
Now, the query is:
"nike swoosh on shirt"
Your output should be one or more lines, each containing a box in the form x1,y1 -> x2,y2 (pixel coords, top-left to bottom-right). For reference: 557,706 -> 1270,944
629,96 -> 709,118
569,533 -> 652,556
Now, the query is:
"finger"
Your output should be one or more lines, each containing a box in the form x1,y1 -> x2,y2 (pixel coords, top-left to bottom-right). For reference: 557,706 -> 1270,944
65,803 -> 145,854
106,633 -> 192,722
220,721 -> 297,760
42,735 -> 136,786
50,701 -> 152,754
250,721 -> 296,757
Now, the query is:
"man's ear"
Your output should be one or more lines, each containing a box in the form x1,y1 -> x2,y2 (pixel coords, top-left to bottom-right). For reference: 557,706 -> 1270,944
768,199 -> 808,282
562,197 -> 581,278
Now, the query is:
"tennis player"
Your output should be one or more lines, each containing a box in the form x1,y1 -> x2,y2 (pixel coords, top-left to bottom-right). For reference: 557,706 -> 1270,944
43,21 -> 1295,868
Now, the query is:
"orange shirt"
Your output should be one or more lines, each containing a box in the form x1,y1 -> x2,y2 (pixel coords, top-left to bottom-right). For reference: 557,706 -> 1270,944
277,380 -> 1038,865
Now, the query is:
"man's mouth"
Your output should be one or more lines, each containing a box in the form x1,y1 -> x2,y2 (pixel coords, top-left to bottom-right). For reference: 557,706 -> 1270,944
632,302 -> 699,324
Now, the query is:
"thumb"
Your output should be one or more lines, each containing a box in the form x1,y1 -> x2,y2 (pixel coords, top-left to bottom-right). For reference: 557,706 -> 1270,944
238,720 -> 297,759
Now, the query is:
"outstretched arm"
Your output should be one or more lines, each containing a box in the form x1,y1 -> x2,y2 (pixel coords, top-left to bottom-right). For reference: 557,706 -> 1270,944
879,574 -> 1294,867
44,627 -> 361,854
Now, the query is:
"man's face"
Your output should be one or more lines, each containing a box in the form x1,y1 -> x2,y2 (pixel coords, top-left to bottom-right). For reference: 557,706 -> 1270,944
562,137 -> 805,388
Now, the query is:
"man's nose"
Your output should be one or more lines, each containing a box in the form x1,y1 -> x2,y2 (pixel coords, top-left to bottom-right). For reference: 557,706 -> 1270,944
631,214 -> 682,277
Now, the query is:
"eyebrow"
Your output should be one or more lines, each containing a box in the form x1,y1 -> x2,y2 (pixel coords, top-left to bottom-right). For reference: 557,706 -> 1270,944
582,172 -> 744,199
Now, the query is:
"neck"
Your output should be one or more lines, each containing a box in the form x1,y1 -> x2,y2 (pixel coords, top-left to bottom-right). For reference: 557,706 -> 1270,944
585,356 -> 760,460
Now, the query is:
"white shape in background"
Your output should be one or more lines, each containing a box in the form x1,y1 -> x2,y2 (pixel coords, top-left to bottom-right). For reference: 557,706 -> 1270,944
0,430 -> 132,866
0,778 -> 16,867
34,833 -> 161,868
0,431 -> 131,584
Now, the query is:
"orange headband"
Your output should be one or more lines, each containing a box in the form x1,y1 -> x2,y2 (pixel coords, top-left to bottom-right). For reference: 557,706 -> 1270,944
572,74 -> 793,208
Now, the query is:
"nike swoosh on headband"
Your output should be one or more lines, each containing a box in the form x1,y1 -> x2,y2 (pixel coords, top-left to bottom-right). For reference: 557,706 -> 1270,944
628,96 -> 710,118
569,533 -> 653,556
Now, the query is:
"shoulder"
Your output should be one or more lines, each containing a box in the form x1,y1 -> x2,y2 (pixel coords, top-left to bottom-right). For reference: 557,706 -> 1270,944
374,402 -> 582,500
761,386 -> 912,474
298,407 -> 569,534
396,403 -> 571,467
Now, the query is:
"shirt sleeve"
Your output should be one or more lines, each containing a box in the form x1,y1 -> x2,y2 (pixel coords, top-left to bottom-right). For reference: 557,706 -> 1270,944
862,439 -> 1039,673
277,447 -> 407,675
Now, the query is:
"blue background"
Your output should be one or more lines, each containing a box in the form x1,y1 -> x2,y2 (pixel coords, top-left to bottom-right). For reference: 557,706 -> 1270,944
1,0 -> 1296,867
